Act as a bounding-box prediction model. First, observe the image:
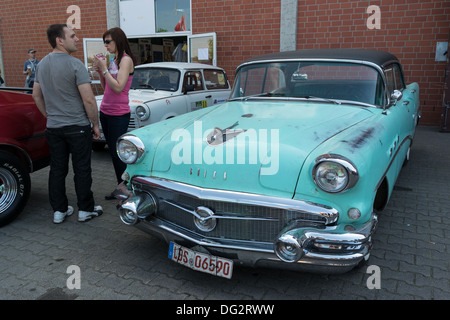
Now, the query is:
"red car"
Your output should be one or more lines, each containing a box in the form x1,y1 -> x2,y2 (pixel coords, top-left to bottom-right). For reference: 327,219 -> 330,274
0,88 -> 49,226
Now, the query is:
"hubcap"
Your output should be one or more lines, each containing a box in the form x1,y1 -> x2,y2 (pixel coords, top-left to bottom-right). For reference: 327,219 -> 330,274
0,168 -> 18,213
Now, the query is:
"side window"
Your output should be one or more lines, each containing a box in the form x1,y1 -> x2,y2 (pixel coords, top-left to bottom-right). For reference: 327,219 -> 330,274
183,71 -> 204,91
393,64 -> 405,91
203,69 -> 229,90
385,67 -> 395,94
384,64 -> 405,94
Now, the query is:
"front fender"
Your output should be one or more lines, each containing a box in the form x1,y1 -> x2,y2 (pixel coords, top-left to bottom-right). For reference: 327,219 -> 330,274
295,110 -> 409,225
0,142 -> 33,172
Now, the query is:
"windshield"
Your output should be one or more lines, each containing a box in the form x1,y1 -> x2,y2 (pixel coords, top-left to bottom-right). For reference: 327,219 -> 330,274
231,61 -> 385,106
131,67 -> 180,91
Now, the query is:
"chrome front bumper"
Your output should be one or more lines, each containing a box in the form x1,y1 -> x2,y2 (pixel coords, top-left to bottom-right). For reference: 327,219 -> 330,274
116,177 -> 378,273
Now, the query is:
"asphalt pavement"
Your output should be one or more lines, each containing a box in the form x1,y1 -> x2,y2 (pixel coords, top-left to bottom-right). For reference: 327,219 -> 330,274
0,125 -> 448,300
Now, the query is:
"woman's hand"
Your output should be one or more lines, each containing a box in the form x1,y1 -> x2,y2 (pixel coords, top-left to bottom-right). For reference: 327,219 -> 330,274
93,54 -> 107,74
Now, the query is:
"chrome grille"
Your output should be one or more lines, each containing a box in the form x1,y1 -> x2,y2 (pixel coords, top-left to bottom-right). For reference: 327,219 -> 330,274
128,116 -> 136,130
140,186 -> 327,243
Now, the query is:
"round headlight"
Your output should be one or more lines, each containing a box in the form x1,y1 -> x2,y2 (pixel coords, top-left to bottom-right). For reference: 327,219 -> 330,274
135,105 -> 150,121
314,161 -> 348,192
117,135 -> 145,164
312,155 -> 358,193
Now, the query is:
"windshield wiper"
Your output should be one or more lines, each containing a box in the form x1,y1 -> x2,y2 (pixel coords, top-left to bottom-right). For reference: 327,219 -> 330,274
299,95 -> 341,105
133,84 -> 156,90
231,92 -> 281,101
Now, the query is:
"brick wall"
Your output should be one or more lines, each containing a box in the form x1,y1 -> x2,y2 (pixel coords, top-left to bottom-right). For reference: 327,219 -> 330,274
1,0 -> 448,126
192,0 -> 281,82
0,0 -> 107,88
296,0 -> 449,126
193,0 -> 449,126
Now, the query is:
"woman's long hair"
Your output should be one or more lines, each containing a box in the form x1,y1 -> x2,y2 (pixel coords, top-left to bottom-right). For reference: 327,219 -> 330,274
103,27 -> 136,66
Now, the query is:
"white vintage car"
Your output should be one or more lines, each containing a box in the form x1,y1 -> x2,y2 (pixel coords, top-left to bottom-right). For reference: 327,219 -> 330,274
93,62 -> 231,150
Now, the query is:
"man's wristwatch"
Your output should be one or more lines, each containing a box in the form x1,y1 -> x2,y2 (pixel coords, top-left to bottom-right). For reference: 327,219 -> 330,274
102,70 -> 109,76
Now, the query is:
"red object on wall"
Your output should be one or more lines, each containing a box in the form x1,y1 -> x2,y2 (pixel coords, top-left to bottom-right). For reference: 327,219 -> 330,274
175,14 -> 186,31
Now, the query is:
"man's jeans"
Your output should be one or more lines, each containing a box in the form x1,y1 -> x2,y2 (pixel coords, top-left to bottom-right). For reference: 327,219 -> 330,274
46,125 -> 95,213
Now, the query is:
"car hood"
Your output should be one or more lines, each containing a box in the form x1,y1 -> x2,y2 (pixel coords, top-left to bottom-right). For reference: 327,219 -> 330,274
95,89 -> 177,108
147,100 -> 374,197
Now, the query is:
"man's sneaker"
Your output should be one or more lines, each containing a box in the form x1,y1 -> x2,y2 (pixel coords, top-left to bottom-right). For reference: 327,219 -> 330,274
53,206 -> 74,224
78,205 -> 103,222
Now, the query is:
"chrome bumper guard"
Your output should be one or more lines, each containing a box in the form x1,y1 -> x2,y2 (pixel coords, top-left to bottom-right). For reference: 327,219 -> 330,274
116,177 -> 377,273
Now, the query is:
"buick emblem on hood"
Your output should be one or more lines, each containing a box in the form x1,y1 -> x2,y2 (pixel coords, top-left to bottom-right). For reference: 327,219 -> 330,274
207,121 -> 246,146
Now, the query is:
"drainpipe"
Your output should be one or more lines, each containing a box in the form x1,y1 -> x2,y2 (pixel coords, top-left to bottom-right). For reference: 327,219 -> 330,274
280,0 -> 298,52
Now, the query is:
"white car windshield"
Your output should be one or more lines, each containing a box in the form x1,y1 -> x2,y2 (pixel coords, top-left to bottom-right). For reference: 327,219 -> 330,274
131,67 -> 181,91
231,61 -> 385,106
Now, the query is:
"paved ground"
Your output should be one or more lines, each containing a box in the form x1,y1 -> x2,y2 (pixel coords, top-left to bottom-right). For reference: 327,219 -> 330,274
0,126 -> 448,300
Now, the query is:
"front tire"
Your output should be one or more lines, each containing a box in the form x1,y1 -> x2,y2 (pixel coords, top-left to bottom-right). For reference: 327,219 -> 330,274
0,151 -> 31,227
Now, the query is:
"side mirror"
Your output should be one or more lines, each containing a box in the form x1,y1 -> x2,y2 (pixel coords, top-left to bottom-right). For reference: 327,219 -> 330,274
390,90 -> 403,106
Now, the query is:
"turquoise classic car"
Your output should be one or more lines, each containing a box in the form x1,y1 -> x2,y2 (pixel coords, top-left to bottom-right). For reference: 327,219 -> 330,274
114,49 -> 420,277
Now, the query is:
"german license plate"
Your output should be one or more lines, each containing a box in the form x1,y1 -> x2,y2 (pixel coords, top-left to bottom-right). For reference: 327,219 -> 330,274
168,242 -> 233,279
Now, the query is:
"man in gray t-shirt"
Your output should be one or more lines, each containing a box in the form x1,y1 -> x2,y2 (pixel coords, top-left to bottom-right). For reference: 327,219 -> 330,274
35,52 -> 92,128
33,24 -> 102,224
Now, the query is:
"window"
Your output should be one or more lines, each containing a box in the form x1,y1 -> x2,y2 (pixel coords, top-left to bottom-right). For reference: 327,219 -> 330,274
231,61 -> 384,105
119,0 -> 191,37
393,65 -> 404,91
155,0 -> 191,33
385,67 -> 395,94
183,71 -> 203,91
384,64 -> 404,94
131,67 -> 180,91
203,70 -> 229,90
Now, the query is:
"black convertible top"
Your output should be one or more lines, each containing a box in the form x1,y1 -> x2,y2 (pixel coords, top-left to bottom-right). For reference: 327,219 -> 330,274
240,49 -> 399,67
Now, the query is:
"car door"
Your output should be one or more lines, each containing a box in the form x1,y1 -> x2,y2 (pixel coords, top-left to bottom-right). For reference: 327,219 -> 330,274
202,69 -> 231,105
183,70 -> 210,111
384,63 -> 417,175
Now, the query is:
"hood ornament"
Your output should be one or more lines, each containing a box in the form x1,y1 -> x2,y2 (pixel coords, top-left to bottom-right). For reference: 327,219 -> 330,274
207,121 -> 246,146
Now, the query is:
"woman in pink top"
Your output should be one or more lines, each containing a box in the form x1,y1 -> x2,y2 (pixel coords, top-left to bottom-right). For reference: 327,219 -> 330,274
94,27 -> 136,199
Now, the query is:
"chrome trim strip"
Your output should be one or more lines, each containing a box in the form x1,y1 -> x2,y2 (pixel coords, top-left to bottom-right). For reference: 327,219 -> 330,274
132,213 -> 377,271
132,176 -> 339,225
162,199 -> 278,222
374,135 -> 413,191
144,217 -> 275,253
229,96 -> 378,108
